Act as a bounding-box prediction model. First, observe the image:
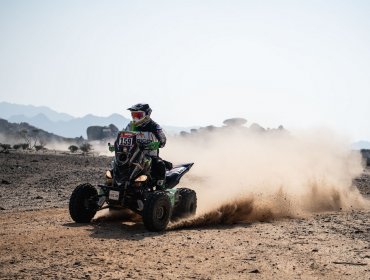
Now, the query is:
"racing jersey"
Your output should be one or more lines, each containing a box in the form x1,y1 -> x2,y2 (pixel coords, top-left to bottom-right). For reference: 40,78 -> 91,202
124,119 -> 166,156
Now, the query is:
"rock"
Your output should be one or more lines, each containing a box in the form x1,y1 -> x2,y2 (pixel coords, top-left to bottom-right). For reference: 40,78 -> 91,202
249,269 -> 260,273
87,124 -> 119,141
250,123 -> 266,132
223,118 -> 247,127
1,179 -> 11,184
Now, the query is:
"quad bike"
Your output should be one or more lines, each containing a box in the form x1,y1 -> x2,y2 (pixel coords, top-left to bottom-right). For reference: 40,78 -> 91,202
69,130 -> 197,231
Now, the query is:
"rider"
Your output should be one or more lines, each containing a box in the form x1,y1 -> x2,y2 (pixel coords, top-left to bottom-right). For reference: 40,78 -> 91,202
125,103 -> 167,189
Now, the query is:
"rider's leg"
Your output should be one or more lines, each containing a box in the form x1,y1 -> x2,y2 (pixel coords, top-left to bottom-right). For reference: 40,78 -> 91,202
151,156 -> 166,188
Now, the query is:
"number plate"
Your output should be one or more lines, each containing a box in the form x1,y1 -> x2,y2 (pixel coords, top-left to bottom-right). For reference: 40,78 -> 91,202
119,133 -> 135,147
109,190 -> 120,200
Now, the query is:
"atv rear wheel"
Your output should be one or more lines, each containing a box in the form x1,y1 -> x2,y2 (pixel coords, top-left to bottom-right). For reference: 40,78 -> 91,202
172,188 -> 197,221
142,192 -> 171,232
69,183 -> 98,223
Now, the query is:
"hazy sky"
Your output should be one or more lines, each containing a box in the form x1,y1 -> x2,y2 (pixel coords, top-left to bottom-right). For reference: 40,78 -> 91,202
0,0 -> 369,140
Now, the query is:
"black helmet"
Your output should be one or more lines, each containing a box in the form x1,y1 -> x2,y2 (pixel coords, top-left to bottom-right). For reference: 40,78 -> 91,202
127,103 -> 152,116
127,103 -> 152,126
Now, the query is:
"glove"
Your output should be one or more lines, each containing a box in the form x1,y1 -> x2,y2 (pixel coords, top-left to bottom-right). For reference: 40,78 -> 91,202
108,143 -> 115,152
146,141 -> 160,151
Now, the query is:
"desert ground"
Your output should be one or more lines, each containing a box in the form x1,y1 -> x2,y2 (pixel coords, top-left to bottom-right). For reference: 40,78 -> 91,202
0,151 -> 369,279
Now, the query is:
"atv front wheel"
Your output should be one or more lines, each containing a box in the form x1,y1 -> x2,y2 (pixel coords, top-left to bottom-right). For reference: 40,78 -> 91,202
172,188 -> 197,220
142,192 -> 171,232
69,183 -> 98,223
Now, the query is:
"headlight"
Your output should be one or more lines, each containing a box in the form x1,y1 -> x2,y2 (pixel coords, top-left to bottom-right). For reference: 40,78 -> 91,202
135,175 -> 148,182
105,170 -> 112,179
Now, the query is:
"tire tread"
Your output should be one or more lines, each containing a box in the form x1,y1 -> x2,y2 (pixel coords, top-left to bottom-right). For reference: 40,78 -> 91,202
69,183 -> 98,223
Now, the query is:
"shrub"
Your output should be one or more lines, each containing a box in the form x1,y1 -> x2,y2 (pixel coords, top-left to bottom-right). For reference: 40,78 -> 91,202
79,143 -> 92,154
68,145 -> 79,153
0,144 -> 11,150
13,143 -> 29,150
21,143 -> 30,149
34,145 -> 46,151
13,144 -> 21,150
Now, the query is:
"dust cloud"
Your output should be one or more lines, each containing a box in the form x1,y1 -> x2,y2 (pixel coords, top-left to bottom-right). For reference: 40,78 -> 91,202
45,141 -> 76,151
0,132 -> 78,152
0,133 -> 17,145
94,208 -> 142,223
161,126 -> 369,228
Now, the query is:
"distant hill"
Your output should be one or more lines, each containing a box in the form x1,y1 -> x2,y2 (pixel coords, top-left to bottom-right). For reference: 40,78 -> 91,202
0,102 -> 74,122
7,112 -> 130,138
0,102 -> 194,138
0,101 -> 130,137
0,118 -> 82,145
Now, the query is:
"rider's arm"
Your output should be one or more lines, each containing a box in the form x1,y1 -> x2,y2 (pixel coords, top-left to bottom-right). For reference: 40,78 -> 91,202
148,120 -> 166,148
154,127 -> 166,148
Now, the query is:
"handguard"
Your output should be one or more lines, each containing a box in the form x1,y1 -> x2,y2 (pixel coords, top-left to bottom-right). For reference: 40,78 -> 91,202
146,141 -> 160,151
108,143 -> 115,152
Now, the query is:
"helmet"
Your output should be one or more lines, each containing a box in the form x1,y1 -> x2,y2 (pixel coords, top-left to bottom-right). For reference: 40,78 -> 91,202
127,103 -> 152,126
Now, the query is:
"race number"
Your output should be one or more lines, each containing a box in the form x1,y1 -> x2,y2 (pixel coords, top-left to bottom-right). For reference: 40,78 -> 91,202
122,137 -> 133,146
119,133 -> 135,147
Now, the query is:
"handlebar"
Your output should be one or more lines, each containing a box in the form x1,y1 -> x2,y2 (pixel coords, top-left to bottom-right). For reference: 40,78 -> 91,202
143,141 -> 160,151
108,141 -> 160,152
108,143 -> 114,152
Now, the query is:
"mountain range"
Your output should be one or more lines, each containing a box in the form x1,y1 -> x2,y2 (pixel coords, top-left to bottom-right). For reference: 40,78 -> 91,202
1,102 -> 370,149
0,102 -> 192,138
0,102 -> 74,122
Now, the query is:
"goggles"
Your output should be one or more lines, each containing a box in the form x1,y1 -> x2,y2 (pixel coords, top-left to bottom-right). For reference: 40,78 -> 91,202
131,111 -> 145,120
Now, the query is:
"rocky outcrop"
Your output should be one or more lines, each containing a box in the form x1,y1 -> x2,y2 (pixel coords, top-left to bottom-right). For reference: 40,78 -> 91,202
86,124 -> 119,141
223,118 -> 247,127
179,117 -> 288,137
249,123 -> 266,133
0,118 -> 83,145
361,149 -> 370,166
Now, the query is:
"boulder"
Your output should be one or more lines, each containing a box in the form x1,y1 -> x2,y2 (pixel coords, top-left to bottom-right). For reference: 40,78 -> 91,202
223,118 -> 247,127
86,124 -> 119,141
361,149 -> 370,166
